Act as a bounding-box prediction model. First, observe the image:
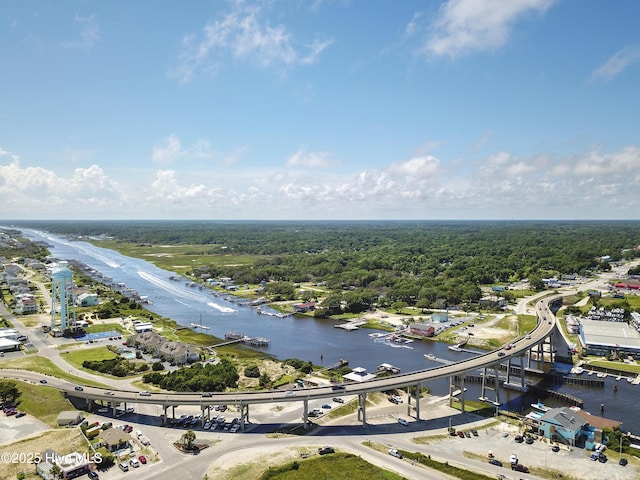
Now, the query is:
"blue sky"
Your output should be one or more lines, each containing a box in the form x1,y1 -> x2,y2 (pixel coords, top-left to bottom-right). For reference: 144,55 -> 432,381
1,0 -> 639,220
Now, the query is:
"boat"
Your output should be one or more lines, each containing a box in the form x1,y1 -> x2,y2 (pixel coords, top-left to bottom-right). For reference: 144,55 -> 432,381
596,372 -> 606,378
190,323 -> 210,330
574,366 -> 584,374
424,354 -> 437,361
449,345 -> 462,352
531,402 -> 549,412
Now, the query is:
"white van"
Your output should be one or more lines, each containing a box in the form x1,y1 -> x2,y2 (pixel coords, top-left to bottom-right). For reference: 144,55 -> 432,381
129,458 -> 140,468
119,462 -> 129,472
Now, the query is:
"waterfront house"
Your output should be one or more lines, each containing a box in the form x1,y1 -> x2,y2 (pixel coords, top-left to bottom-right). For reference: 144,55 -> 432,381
293,302 -> 316,313
536,407 -> 585,446
409,323 -> 436,337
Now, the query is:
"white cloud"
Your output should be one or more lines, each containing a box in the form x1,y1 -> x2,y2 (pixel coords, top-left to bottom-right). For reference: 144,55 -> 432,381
171,3 -> 333,83
423,0 -> 555,59
286,147 -> 334,168
151,134 -> 216,164
60,14 -> 101,51
2,143 -> 640,219
591,46 -> 640,82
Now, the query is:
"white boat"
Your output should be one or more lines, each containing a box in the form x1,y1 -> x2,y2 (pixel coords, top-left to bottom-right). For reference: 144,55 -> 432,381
596,372 -> 606,378
573,366 -> 584,375
448,345 -> 462,352
531,402 -> 549,412
424,354 -> 437,361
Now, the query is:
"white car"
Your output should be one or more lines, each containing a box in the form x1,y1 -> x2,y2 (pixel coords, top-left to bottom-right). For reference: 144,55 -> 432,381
397,418 -> 409,426
510,454 -> 518,464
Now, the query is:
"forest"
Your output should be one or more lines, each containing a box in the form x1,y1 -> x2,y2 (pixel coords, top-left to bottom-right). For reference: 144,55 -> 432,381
10,220 -> 640,312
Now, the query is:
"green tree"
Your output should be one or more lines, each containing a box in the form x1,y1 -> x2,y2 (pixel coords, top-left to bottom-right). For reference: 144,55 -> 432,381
0,381 -> 20,404
181,430 -> 196,450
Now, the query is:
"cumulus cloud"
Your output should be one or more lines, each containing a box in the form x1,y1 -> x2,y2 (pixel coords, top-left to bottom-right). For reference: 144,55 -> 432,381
60,14 -> 101,51
286,147 -> 334,168
591,46 -> 640,82
2,143 -> 640,219
422,0 -> 555,59
170,2 -> 333,82
151,134 -> 215,164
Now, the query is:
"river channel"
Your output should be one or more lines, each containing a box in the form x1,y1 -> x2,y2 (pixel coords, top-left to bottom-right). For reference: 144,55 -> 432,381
13,227 -> 640,433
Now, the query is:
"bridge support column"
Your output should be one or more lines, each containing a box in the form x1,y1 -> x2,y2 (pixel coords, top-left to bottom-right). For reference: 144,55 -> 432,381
239,403 -> 249,431
303,398 -> 309,429
357,393 -> 367,426
163,406 -> 168,425
480,365 -> 500,407
408,383 -> 421,420
449,374 -> 465,411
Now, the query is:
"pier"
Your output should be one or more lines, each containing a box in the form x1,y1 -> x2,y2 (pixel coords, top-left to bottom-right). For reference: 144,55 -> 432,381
223,332 -> 270,347
334,319 -> 367,331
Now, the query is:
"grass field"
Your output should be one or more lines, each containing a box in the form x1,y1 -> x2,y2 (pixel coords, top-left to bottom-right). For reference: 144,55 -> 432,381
93,240 -> 256,276
4,379 -> 78,427
61,346 -> 118,370
0,356 -> 110,388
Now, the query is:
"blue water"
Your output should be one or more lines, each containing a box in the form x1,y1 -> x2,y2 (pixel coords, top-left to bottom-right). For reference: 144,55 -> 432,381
14,227 -> 640,432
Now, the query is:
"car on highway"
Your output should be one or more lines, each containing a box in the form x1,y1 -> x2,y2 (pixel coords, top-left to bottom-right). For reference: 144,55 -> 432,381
397,418 -> 409,426
39,379 -> 47,384
105,391 -> 114,395
388,448 -> 402,459
511,463 -> 529,473
139,391 -> 151,396
498,351 -> 506,357
321,404 -> 332,409
333,397 -> 344,403
332,384 -> 346,391
202,392 -> 212,397
74,386 -> 84,391
488,459 -> 503,467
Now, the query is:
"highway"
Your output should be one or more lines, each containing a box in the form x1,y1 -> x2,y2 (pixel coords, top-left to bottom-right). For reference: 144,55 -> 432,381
2,295 -> 559,413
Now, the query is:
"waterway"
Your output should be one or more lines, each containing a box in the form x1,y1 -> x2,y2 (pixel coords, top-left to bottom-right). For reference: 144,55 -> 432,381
13,227 -> 640,433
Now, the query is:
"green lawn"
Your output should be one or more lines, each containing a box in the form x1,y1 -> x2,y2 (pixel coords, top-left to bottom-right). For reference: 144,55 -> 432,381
258,452 -> 405,480
0,356 -> 110,388
61,346 -> 118,369
5,380 -> 77,426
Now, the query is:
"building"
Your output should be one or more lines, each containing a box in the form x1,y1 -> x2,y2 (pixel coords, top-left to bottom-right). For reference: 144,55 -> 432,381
343,367 -> 376,382
36,449 -> 89,480
158,341 -> 199,365
292,302 -> 316,313
95,428 -> 130,453
409,323 -> 436,337
75,292 -> 99,307
56,411 -> 84,426
0,337 -> 21,352
479,295 -> 506,308
536,407 -> 586,446
578,319 -> 640,356
536,406 -> 621,446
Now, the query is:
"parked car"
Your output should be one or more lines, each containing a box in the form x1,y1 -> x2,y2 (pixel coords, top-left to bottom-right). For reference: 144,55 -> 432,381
551,445 -> 560,452
388,448 -> 402,459
511,463 -> 529,473
318,446 -> 334,455
15,412 -> 26,418
509,454 -> 518,464
619,458 -> 628,466
471,428 -> 478,436
138,455 -> 147,464
457,431 -> 465,438
514,435 -> 524,443
87,471 -> 99,479
525,436 -> 534,444
488,459 -> 503,467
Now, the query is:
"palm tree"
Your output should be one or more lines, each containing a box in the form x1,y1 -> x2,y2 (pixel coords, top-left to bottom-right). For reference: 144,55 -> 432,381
181,430 -> 196,451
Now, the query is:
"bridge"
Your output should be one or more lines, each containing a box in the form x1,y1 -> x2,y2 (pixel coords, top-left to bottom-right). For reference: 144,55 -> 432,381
2,296 -> 562,432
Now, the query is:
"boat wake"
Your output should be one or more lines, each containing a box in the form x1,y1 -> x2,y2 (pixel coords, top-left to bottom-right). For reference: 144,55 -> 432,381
65,242 -> 121,269
207,301 -> 235,313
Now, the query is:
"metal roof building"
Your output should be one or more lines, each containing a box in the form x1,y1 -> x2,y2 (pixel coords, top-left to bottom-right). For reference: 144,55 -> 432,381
579,319 -> 640,356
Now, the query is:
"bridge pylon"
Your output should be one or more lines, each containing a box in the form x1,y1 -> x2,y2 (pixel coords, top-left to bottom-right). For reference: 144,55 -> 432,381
449,373 -> 465,411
